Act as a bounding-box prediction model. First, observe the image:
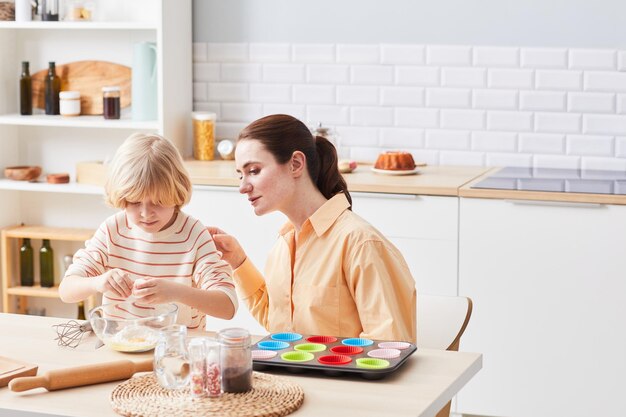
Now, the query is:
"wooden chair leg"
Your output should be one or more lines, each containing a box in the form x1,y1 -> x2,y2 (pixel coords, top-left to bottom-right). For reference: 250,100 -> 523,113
435,400 -> 452,417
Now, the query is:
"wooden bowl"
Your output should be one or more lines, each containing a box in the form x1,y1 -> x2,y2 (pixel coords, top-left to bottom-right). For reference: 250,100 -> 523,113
4,166 -> 42,181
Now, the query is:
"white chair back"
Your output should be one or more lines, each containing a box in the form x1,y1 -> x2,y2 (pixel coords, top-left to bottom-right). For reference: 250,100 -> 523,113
417,294 -> 473,351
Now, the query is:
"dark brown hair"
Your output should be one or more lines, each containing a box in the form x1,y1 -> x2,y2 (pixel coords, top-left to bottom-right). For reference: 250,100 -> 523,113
238,114 -> 352,208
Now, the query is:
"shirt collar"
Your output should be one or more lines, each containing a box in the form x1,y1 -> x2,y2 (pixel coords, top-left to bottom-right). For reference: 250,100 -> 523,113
279,193 -> 351,237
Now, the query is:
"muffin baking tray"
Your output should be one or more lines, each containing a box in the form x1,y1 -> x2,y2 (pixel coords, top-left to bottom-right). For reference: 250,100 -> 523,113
252,333 -> 416,379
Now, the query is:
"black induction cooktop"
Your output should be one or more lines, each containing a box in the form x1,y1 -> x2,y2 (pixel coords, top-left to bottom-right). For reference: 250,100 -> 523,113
471,167 -> 626,195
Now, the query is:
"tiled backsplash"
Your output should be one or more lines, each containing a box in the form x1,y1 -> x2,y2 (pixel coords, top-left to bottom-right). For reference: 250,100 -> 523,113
193,43 -> 626,169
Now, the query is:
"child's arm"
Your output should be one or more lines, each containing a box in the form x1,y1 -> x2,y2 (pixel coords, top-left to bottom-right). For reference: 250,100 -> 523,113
60,269 -> 133,303
132,279 -> 235,319
58,223 -> 133,303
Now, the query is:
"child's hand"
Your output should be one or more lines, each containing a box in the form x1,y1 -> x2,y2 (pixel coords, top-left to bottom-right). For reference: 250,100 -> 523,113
133,278 -> 180,304
94,269 -> 133,298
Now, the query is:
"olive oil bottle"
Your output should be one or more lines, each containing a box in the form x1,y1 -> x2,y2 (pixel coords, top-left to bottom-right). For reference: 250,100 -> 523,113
19,238 -> 34,286
19,61 -> 32,115
44,62 -> 60,115
40,239 -> 54,287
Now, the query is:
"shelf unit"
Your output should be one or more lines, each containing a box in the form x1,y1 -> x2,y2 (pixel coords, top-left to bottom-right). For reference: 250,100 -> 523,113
1,225 -> 96,314
0,0 -> 192,315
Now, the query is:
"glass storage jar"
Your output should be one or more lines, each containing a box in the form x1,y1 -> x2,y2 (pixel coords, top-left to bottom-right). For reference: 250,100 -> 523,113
192,111 -> 216,161
154,324 -> 190,390
102,86 -> 121,119
218,328 -> 252,393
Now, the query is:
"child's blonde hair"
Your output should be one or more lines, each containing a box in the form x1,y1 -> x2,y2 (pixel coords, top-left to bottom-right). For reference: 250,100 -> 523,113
105,133 -> 192,209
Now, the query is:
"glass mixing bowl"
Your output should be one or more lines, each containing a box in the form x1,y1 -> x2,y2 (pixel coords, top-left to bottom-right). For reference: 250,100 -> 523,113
89,302 -> 178,352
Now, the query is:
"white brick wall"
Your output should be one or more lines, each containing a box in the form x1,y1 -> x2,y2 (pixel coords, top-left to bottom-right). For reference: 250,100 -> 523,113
193,42 -> 626,168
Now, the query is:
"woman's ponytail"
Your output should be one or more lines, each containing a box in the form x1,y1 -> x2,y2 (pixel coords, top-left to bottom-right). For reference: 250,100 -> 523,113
314,135 -> 352,209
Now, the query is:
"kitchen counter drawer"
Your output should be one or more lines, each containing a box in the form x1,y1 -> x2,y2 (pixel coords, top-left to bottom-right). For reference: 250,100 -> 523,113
351,193 -> 458,240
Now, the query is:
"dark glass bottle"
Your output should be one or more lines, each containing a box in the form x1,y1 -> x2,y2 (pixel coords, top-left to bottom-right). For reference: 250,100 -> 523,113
19,238 -> 34,287
77,301 -> 86,320
44,62 -> 60,115
40,239 -> 55,288
20,62 -> 33,115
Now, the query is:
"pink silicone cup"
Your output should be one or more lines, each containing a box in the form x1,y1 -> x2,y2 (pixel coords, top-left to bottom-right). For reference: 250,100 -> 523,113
378,341 -> 411,350
367,348 -> 401,359
252,349 -> 278,360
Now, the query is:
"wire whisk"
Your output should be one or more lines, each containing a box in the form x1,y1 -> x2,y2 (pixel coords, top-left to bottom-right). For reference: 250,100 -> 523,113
53,320 -> 92,348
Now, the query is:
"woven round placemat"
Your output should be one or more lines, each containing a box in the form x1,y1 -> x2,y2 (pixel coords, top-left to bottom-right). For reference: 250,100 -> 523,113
110,372 -> 304,417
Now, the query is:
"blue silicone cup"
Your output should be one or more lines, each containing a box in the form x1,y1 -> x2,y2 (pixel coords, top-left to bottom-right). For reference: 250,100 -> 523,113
341,337 -> 374,347
257,340 -> 290,350
271,332 -> 303,342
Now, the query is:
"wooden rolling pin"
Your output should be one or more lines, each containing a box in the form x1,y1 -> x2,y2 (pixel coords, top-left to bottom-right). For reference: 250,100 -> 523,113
9,359 -> 153,392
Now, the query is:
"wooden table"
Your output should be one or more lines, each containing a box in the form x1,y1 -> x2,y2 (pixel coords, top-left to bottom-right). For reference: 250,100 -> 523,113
0,313 -> 482,417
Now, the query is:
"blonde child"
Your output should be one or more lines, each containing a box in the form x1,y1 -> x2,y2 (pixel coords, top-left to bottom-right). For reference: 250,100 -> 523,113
59,133 -> 237,329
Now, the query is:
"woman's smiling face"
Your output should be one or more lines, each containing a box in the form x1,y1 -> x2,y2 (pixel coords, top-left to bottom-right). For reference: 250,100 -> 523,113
235,139 -> 294,216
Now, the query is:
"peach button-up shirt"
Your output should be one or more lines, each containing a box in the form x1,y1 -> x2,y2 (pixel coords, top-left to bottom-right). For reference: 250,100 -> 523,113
233,193 -> 417,343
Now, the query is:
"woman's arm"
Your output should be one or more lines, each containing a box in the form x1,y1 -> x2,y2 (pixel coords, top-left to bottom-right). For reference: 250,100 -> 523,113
208,227 -> 271,328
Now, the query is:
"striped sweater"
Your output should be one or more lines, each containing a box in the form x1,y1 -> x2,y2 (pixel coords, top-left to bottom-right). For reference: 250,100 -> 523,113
66,210 -> 238,329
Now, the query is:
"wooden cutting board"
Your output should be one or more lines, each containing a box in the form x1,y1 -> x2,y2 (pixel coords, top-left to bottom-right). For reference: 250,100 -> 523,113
32,60 -> 131,115
0,356 -> 38,388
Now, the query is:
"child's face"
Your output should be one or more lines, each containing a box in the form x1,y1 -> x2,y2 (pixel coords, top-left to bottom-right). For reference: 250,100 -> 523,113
125,199 -> 177,233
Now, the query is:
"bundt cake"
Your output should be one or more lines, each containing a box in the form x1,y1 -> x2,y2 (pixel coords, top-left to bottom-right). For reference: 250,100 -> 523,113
374,151 -> 416,171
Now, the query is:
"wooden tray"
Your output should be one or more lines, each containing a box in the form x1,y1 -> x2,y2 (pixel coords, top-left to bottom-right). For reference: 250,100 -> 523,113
31,60 -> 131,115
0,356 -> 38,388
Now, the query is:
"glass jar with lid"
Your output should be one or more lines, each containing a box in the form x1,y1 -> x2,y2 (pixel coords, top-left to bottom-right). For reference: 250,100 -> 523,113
192,111 -> 216,161
218,327 -> 252,393
154,324 -> 190,390
102,86 -> 121,119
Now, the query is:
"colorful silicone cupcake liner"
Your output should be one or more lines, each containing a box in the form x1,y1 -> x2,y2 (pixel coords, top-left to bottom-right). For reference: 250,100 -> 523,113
257,340 -> 290,350
252,349 -> 278,360
270,332 -> 303,342
318,354 -> 352,366
356,358 -> 390,369
367,348 -> 401,359
281,351 -> 314,362
378,341 -> 411,350
330,345 -> 364,355
293,343 -> 326,353
306,335 -> 338,344
341,337 -> 374,347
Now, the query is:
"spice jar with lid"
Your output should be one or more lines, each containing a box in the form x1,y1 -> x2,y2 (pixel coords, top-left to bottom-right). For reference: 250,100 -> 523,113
192,112 -> 216,161
102,86 -> 121,119
218,327 -> 252,393
59,91 -> 81,117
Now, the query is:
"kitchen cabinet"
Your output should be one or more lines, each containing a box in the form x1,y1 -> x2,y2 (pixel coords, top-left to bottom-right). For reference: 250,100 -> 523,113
1,224 -> 96,315
0,0 -> 191,315
457,197 -> 626,417
351,192 -> 459,296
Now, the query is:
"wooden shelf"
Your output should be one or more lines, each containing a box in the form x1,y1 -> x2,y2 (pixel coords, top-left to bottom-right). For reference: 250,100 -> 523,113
6,285 -> 60,298
2,225 -> 95,241
2,225 -> 97,314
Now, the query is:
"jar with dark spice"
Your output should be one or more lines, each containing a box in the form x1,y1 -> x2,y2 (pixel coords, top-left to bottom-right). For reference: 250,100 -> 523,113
102,86 -> 121,119
218,328 -> 252,393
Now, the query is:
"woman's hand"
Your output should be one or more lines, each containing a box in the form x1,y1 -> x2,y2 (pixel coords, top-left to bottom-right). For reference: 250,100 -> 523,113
132,278 -> 182,304
207,227 -> 247,269
93,269 -> 133,298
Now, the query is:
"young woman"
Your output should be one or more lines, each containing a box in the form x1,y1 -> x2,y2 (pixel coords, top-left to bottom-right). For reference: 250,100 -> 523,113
210,114 -> 417,342
59,133 -> 238,329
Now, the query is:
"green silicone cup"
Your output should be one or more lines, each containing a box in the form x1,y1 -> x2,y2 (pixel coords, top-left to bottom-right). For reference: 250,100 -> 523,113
281,351 -> 315,362
293,343 -> 326,353
356,358 -> 390,369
